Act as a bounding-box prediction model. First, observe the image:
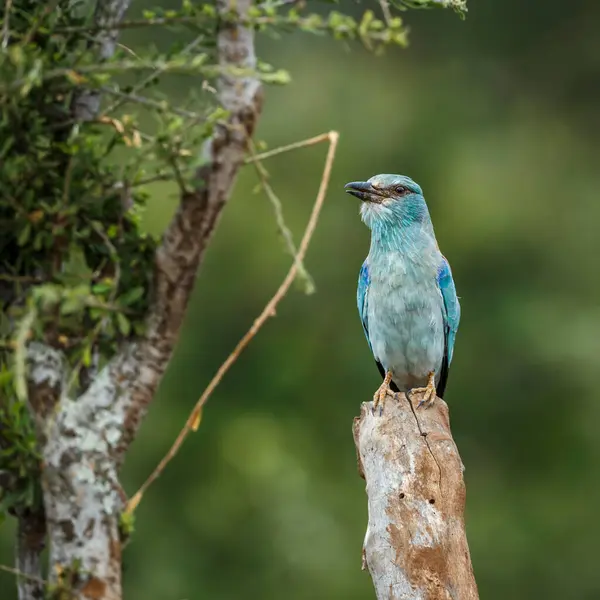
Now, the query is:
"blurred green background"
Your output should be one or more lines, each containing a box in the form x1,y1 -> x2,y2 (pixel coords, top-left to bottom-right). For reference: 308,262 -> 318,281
3,0 -> 600,598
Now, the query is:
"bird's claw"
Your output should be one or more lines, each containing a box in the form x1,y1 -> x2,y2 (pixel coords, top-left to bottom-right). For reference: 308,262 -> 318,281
372,371 -> 394,416
372,388 -> 395,416
410,372 -> 437,409
416,391 -> 435,409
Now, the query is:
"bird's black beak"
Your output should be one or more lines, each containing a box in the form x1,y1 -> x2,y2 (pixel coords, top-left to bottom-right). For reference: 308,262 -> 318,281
344,181 -> 374,202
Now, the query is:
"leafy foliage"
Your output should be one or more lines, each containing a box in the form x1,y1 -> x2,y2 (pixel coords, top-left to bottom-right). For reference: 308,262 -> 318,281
392,0 -> 467,16
0,0 -> 162,520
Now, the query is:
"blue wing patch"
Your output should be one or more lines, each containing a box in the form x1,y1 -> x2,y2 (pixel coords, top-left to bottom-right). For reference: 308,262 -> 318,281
436,256 -> 460,398
357,260 -> 371,350
437,256 -> 460,365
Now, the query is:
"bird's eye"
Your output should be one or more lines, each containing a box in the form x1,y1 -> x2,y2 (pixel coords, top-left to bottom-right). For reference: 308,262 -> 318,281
395,186 -> 408,195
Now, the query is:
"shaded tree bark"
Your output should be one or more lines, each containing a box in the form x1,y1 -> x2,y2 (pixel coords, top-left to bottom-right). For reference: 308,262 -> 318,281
353,394 -> 478,600
16,510 -> 46,600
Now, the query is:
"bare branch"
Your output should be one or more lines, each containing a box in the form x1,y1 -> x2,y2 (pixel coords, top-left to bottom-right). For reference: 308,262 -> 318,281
126,131 -> 339,514
72,0 -> 132,121
353,395 -> 478,600
244,132 -> 333,163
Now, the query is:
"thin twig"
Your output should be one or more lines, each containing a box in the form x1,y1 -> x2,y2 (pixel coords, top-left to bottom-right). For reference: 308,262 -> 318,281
378,0 -> 393,24
58,15 -> 199,33
101,36 -> 206,117
90,221 -> 120,306
1,0 -> 12,50
2,58 -> 218,97
244,132 -> 332,164
0,274 -> 42,283
116,41 -> 144,61
56,13 -> 401,36
0,563 -> 47,585
248,139 -> 314,294
126,130 -> 339,515
101,87 -> 202,119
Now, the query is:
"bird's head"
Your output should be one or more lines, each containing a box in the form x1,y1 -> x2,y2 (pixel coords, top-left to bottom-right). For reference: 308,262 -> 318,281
344,174 -> 429,230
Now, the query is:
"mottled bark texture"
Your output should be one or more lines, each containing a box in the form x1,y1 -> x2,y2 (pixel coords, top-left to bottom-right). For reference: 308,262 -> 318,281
24,0 -> 262,598
353,395 -> 478,600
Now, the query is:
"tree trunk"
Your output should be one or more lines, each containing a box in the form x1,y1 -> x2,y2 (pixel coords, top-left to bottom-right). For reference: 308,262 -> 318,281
20,0 -> 262,596
353,394 -> 478,600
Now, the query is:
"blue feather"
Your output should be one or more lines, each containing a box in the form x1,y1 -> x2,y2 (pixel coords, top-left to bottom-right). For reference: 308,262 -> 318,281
357,260 -> 371,350
437,256 -> 460,365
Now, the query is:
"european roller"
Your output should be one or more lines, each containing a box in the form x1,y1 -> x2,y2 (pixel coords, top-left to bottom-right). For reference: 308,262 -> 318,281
345,174 -> 460,413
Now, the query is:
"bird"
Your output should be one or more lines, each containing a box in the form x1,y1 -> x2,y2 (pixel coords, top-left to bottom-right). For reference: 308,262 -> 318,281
345,174 -> 460,414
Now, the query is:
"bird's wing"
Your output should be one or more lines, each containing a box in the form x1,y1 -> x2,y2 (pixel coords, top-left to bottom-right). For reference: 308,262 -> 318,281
357,260 -> 389,384
436,256 -> 461,398
357,259 -> 371,349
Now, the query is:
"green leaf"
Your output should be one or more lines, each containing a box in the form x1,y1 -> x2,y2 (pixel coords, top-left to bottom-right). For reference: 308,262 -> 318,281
60,299 -> 81,315
82,345 -> 92,367
92,282 -> 114,295
60,292 -> 86,315
33,232 -> 44,251
116,313 -> 131,336
119,286 -> 144,306
0,368 -> 13,387
89,308 -> 103,320
33,284 -> 61,309
17,223 -> 31,246
57,245 -> 93,286
133,322 -> 147,336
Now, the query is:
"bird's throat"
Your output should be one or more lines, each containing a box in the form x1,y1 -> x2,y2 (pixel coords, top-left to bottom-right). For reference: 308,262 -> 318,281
369,220 -> 436,259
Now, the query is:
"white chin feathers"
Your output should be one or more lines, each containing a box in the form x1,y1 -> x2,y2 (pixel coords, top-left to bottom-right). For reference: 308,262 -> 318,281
360,201 -> 390,229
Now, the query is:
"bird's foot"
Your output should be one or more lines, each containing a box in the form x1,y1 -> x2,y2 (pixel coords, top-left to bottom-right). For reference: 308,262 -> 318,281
372,371 -> 395,416
409,372 -> 437,409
